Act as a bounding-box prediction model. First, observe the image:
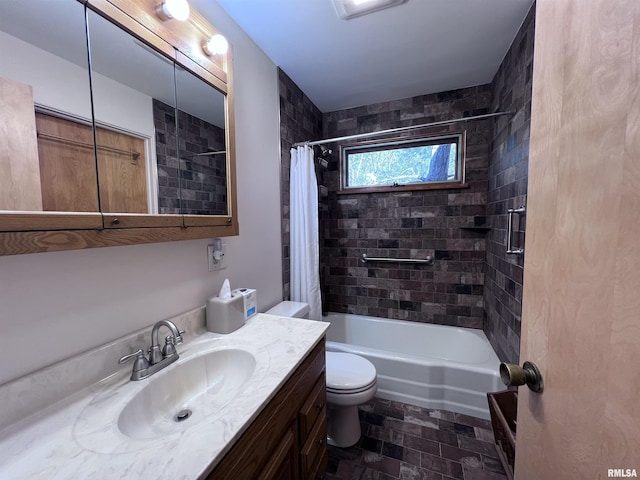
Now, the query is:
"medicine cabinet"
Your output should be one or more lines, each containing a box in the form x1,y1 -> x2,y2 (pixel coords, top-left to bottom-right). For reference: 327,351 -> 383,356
0,0 -> 238,255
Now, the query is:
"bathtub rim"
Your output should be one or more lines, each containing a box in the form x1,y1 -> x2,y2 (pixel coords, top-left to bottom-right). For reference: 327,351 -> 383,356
323,311 -> 501,368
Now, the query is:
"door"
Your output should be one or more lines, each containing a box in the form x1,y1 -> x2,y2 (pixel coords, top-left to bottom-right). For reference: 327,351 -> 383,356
35,112 -> 148,214
36,112 -> 99,212
95,127 -> 147,214
0,77 -> 42,211
516,0 -> 640,478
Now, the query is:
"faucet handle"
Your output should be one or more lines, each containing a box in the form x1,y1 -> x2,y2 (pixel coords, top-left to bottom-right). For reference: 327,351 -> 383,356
162,335 -> 178,357
118,349 -> 144,364
118,349 -> 150,372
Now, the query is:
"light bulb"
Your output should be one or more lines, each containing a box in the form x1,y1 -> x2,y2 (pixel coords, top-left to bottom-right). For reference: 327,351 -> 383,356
203,34 -> 229,56
159,0 -> 190,21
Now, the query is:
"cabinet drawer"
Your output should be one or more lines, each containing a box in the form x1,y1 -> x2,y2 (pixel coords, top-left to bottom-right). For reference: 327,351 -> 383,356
300,409 -> 327,479
299,374 -> 326,441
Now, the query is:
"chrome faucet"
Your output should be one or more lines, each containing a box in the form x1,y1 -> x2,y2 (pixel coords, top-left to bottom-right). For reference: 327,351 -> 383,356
149,319 -> 184,364
118,319 -> 185,381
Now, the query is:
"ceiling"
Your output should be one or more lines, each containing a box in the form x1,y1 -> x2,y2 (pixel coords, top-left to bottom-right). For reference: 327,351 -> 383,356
192,0 -> 534,112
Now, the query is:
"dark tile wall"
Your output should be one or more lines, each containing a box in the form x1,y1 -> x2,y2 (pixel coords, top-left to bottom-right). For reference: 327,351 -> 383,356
321,87 -> 492,327
153,99 -> 227,215
276,7 -> 535,339
278,68 -> 324,300
154,99 -> 180,214
483,5 -> 536,363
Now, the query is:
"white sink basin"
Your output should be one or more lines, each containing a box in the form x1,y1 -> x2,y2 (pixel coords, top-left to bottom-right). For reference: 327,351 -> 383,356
73,344 -> 269,453
117,348 -> 256,441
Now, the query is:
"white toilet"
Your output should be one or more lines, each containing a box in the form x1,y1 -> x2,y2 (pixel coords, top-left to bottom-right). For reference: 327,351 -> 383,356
265,301 -> 378,448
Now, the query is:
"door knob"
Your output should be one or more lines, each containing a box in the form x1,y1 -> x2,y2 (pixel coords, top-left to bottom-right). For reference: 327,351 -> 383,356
499,361 -> 544,393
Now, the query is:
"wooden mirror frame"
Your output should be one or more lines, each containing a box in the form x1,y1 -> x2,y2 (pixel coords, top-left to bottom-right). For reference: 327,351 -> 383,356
0,0 -> 238,256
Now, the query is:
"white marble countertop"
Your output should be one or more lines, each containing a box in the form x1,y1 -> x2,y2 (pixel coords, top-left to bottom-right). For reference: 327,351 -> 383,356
0,314 -> 328,480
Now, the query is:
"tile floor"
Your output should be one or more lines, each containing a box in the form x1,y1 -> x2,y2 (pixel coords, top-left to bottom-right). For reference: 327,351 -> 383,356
325,397 -> 508,480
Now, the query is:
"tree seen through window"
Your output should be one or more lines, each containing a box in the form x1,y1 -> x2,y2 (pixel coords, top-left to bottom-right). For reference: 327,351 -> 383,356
344,135 -> 461,189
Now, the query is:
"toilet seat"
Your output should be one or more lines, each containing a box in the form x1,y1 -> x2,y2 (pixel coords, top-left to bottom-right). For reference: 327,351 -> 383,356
326,352 -> 376,393
326,378 -> 377,395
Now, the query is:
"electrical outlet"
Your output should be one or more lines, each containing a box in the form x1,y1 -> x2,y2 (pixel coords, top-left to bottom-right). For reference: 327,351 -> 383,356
207,243 -> 226,271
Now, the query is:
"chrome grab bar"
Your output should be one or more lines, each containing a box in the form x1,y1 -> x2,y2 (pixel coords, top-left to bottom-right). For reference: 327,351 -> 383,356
506,205 -> 526,255
361,253 -> 435,266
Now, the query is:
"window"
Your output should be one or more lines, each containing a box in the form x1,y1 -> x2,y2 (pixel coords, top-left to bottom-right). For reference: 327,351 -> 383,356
339,132 -> 466,193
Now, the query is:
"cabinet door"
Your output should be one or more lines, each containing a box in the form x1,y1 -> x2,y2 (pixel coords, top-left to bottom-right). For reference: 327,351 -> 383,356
300,412 -> 327,479
258,426 -> 297,480
299,375 -> 326,440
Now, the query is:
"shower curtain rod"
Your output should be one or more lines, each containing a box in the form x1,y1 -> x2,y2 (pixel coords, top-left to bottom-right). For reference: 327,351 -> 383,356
292,111 -> 514,148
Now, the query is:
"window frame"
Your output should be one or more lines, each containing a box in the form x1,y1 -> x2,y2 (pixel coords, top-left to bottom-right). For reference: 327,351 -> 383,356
338,131 -> 467,194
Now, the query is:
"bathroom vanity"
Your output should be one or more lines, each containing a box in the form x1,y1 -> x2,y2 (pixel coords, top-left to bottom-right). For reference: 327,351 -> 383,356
0,312 -> 328,479
205,339 -> 327,479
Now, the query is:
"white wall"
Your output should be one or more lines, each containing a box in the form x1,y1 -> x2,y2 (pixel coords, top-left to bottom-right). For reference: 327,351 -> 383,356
0,30 -> 155,138
0,29 -> 92,120
0,3 -> 283,385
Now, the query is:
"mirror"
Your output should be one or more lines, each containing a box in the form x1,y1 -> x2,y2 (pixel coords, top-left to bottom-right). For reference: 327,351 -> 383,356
0,0 -> 237,255
175,65 -> 228,216
0,1 -> 96,213
0,1 -> 231,220
86,9 -> 178,216
87,8 -> 230,220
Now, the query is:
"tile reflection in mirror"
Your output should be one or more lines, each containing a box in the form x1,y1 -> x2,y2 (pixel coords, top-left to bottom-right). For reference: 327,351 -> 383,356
174,65 -> 228,216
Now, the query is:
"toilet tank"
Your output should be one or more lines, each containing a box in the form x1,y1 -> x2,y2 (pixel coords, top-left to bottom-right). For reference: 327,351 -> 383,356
265,301 -> 310,319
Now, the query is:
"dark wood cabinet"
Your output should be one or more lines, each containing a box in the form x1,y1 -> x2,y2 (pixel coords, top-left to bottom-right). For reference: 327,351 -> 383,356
259,426 -> 298,480
299,376 -> 327,479
203,338 -> 327,480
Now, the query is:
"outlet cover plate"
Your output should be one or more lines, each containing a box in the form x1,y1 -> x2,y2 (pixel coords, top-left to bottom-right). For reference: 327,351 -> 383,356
207,243 -> 226,271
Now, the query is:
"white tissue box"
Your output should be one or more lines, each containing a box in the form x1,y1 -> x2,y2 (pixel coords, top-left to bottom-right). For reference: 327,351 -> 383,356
206,295 -> 245,334
232,288 -> 257,320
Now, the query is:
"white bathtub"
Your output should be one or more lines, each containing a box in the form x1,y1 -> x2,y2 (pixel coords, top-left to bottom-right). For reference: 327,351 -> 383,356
324,312 -> 502,420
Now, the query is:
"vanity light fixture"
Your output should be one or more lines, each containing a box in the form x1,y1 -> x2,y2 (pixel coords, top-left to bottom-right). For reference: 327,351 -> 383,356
332,0 -> 407,20
156,0 -> 190,21
202,34 -> 229,56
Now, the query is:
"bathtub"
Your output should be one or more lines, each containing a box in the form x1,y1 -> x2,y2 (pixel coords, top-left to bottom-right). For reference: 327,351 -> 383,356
324,312 -> 502,420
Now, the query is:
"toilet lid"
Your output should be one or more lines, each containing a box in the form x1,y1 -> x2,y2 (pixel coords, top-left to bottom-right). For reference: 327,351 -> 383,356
326,352 -> 377,391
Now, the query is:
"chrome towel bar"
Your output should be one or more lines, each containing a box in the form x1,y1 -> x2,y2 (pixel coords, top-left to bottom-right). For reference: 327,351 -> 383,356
360,253 -> 435,266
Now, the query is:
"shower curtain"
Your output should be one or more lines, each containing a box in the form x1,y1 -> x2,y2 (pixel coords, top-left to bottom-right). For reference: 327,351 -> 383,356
289,145 -> 322,320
